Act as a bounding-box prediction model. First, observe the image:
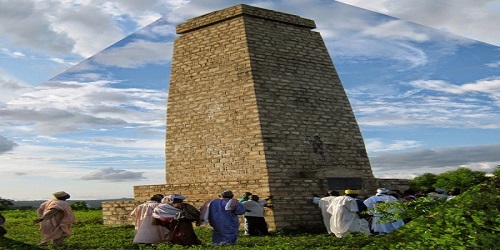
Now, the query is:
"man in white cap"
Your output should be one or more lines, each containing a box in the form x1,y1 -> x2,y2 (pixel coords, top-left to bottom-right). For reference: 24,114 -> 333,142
34,191 -> 76,247
363,188 -> 405,234
199,190 -> 246,245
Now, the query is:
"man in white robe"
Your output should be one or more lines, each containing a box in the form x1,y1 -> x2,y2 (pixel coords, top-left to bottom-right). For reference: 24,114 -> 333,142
327,189 -> 370,238
363,188 -> 404,234
130,194 -> 168,245
316,190 -> 339,234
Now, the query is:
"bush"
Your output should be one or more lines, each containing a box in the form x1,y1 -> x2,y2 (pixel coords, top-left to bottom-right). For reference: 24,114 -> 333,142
364,176 -> 500,249
70,201 -> 89,211
434,167 -> 488,191
0,198 -> 13,211
409,168 -> 489,194
409,173 -> 437,193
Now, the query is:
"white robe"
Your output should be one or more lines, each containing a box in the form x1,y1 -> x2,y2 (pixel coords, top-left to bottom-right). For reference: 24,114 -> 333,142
130,201 -> 168,244
318,196 -> 338,234
327,196 -> 370,238
363,194 -> 404,234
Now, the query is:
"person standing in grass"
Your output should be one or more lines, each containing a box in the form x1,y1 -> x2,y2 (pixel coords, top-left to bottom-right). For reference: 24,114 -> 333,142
327,189 -> 371,238
152,194 -> 202,246
200,190 -> 246,245
130,194 -> 168,245
363,188 -> 405,235
242,195 -> 271,236
316,190 -> 340,234
34,191 -> 76,247
0,213 -> 6,236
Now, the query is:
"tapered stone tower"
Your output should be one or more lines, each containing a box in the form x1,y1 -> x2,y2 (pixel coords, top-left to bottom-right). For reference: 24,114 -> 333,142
128,4 -> 377,230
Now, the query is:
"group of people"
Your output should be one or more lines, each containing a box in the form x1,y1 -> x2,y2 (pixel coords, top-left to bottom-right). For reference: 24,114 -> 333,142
30,187 -> 425,247
314,188 -> 405,238
130,190 -> 272,247
28,189 -> 270,247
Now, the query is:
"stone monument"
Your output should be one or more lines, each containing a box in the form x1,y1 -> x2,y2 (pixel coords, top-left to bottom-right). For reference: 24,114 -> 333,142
103,4 -> 378,230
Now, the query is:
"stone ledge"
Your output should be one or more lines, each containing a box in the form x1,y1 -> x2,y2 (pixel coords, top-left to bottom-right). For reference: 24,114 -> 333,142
176,4 -> 316,34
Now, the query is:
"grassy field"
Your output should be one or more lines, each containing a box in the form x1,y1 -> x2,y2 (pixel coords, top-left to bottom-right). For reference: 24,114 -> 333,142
2,177 -> 498,249
0,209 -> 373,249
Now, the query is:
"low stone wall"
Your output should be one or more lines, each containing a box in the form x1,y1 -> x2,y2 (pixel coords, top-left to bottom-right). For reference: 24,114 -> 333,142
101,196 -> 274,230
101,178 -> 411,228
376,179 -> 411,194
102,200 -> 142,226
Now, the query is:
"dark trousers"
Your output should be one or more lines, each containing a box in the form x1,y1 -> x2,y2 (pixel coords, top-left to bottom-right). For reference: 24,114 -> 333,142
245,216 -> 269,236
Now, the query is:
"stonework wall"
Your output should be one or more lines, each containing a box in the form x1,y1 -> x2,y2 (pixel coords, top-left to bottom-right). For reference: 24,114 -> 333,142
102,200 -> 142,226
377,179 -> 411,194
103,4 -> 378,230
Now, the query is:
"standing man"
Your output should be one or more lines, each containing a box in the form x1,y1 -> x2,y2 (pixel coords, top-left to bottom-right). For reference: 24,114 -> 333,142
317,190 -> 340,234
200,190 -> 246,245
242,195 -> 270,236
34,191 -> 76,247
363,188 -> 405,234
327,189 -> 371,238
130,194 -> 168,245
0,213 -> 6,236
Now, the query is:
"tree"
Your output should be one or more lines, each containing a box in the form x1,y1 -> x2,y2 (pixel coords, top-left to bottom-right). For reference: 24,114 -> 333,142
409,173 -> 437,193
0,198 -> 13,210
493,165 -> 500,177
70,201 -> 89,211
434,167 -> 488,191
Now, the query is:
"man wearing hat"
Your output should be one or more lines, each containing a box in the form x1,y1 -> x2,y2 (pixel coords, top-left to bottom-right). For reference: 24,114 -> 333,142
199,190 -> 246,245
326,189 -> 371,238
363,188 -> 405,234
152,194 -> 202,246
34,191 -> 76,247
130,194 -> 168,245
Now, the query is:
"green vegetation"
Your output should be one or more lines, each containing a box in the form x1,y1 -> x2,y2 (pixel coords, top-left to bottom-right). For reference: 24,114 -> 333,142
0,198 -> 13,211
365,176 -> 499,249
0,209 -> 372,249
409,167 -> 489,193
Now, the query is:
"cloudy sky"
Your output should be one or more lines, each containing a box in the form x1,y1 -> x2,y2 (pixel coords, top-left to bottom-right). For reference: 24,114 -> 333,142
1,0 -> 499,200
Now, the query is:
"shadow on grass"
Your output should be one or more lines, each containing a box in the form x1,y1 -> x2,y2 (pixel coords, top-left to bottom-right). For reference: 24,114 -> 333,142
0,236 -> 43,250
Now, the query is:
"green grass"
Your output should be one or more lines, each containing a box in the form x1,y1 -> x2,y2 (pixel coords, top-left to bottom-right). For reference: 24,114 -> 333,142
0,209 -> 371,249
1,178 -> 498,249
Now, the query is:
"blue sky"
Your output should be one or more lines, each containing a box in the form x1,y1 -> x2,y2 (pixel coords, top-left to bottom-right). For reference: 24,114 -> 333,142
0,0 -> 499,200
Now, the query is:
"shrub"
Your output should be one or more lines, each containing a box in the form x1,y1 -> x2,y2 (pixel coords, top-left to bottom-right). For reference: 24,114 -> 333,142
363,176 -> 500,249
434,167 -> 488,191
409,173 -> 437,193
0,198 -> 13,211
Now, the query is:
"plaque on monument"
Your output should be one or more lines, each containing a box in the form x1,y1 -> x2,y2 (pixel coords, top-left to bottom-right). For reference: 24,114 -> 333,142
326,177 -> 363,190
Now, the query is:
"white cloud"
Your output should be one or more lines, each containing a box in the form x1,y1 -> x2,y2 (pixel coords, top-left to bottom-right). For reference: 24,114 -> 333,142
0,0 -> 75,55
0,135 -> 18,154
80,167 -> 146,182
0,72 -> 34,104
0,80 -> 166,134
336,0 -> 500,46
0,0 -> 185,59
486,61 -> 500,68
365,138 -> 423,153
409,78 -> 500,97
91,40 -> 173,68
370,144 -> 500,178
362,20 -> 430,42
